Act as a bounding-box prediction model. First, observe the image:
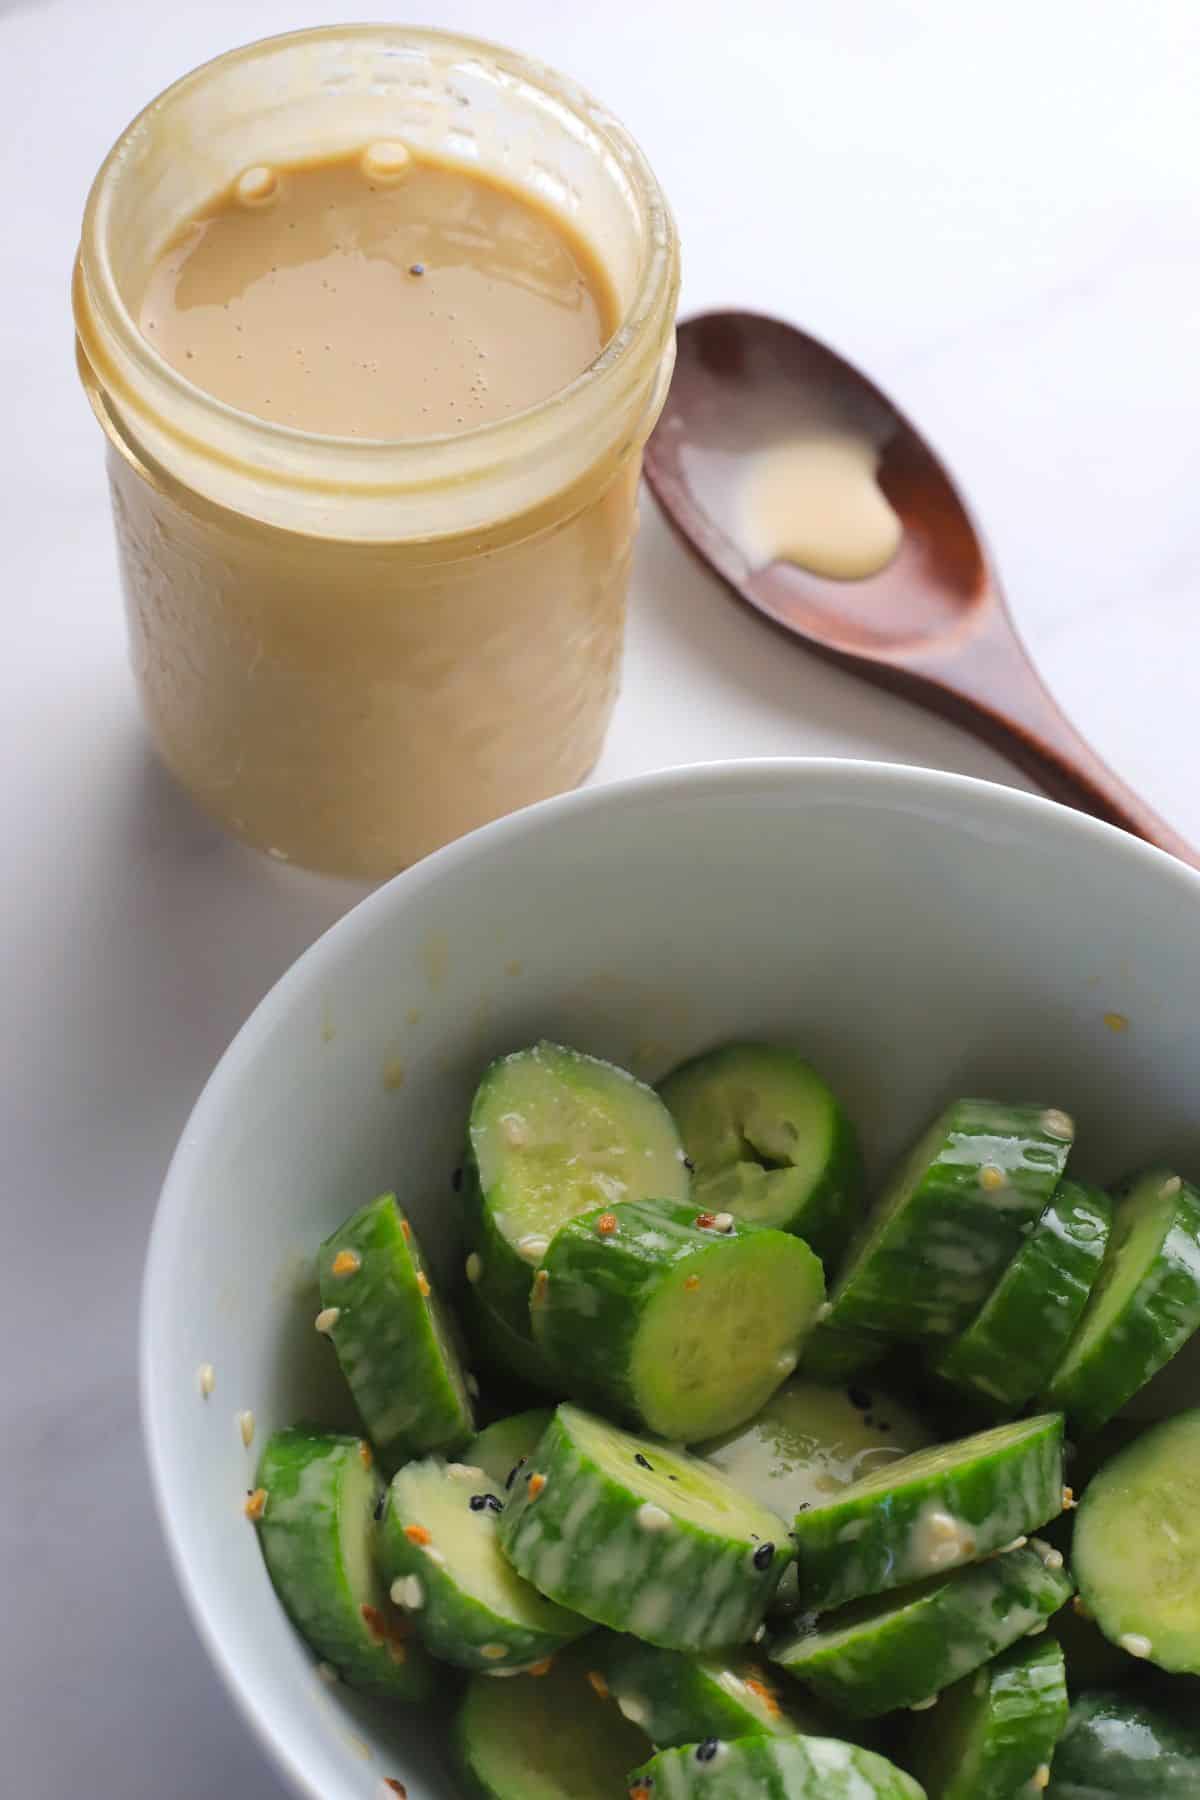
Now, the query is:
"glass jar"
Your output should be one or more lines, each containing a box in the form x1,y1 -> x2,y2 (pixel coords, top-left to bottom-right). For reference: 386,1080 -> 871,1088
73,27 -> 679,879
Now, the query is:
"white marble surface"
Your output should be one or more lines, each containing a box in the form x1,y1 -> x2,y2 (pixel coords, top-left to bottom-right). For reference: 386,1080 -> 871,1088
3,1 -> 1199,1792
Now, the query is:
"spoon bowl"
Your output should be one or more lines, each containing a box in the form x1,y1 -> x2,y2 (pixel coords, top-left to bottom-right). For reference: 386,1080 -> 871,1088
645,310 -> 1197,867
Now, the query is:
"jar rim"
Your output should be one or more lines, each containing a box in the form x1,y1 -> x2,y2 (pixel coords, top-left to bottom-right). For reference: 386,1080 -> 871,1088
75,23 -> 679,500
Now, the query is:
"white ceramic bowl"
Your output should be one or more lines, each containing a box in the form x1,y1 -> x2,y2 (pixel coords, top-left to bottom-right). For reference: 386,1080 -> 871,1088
142,758 -> 1200,1800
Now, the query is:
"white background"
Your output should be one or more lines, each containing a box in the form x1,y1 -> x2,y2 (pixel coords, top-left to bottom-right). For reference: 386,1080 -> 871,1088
3,1 -> 1199,1793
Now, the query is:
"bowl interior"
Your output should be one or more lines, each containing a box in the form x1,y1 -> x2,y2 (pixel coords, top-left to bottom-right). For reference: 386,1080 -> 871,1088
142,760 -> 1200,1800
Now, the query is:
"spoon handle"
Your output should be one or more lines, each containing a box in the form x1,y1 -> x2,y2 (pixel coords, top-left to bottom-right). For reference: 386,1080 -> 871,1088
900,600 -> 1200,870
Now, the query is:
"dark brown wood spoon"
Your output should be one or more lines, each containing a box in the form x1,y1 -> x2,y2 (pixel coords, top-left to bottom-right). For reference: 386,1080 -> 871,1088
644,309 -> 1199,868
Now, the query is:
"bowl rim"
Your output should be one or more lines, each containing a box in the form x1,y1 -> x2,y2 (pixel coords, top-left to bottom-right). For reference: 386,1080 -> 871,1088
140,754 -> 1200,1799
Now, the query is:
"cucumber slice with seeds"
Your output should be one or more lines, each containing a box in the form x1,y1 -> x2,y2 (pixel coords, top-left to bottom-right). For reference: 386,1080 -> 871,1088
1046,1691 -> 1200,1797
1073,1408 -> 1200,1674
498,1403 -> 792,1651
252,1426 -> 433,1700
829,1100 -> 1075,1341
454,1645 -> 650,1800
594,1633 -> 830,1746
531,1197 -> 825,1441
466,1410 -> 553,1489
905,1635 -> 1068,1800
318,1192 -> 474,1467
463,1042 -> 689,1340
628,1734 -> 926,1799
1045,1168 -> 1200,1435
658,1043 -> 863,1256
789,1412 -> 1065,1610
932,1179 -> 1112,1412
377,1455 -> 588,1672
770,1541 -> 1073,1718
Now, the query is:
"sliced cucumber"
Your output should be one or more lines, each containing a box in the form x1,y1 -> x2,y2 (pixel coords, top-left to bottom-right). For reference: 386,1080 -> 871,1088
789,1412 -> 1064,1610
658,1043 -> 863,1256
498,1403 -> 792,1651
932,1179 -> 1112,1412
1073,1408 -> 1200,1674
1046,1691 -> 1200,1797
454,1644 -> 649,1800
828,1099 -> 1075,1340
318,1192 -> 474,1467
905,1635 -> 1068,1800
627,1734 -> 925,1799
377,1455 -> 588,1673
594,1633 -> 828,1747
798,1321 -> 883,1382
252,1426 -> 432,1699
463,1289 -> 561,1401
1045,1168 -> 1200,1435
465,1410 -> 553,1490
531,1197 -> 825,1441
770,1540 -> 1073,1718
463,1042 -> 689,1340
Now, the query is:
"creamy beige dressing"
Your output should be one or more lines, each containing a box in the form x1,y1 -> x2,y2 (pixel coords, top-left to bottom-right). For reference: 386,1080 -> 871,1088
740,428 -> 903,580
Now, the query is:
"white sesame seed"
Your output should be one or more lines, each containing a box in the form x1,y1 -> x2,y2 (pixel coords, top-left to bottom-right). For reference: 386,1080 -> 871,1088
910,1696 -> 938,1711
979,1163 -> 1007,1192
1161,1174 -> 1183,1199
481,1643 -> 509,1660
518,1235 -> 549,1264
314,1307 -> 340,1335
316,1662 -> 339,1685
482,1666 -> 525,1678
753,1624 -> 766,1643
617,1696 -> 648,1726
815,1303 -> 833,1322
1041,1108 -> 1074,1141
466,1373 -> 480,1399
426,1546 -> 447,1567
391,1575 -> 425,1611
999,1536 -> 1028,1553
1026,1621 -> 1048,1636
775,1350 -> 798,1378
237,1409 -> 256,1448
1030,1765 -> 1051,1792
235,164 -> 278,206
712,1211 -> 735,1233
197,1363 -> 216,1399
1041,1547 -> 1064,1571
447,1463 -> 484,1483
1119,1632 -> 1153,1659
465,1252 -> 483,1284
636,1503 -> 672,1532
361,139 -> 412,181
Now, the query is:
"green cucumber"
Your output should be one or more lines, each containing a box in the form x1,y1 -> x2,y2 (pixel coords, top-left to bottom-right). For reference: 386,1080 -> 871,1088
531,1197 -> 825,1441
454,1644 -> 650,1800
498,1403 -> 792,1651
593,1633 -> 828,1746
905,1635 -> 1068,1800
627,1734 -> 926,1799
1045,1169 -> 1200,1435
828,1099 -> 1075,1340
377,1455 -> 588,1672
658,1043 -> 862,1256
1046,1691 -> 1200,1797
465,1410 -> 553,1489
1073,1408 -> 1200,1674
251,1426 -> 432,1699
932,1180 -> 1112,1413
799,1321 -> 883,1381
318,1192 -> 474,1467
789,1412 -> 1065,1610
463,1042 -> 689,1339
770,1540 -> 1073,1718
463,1289 -> 561,1400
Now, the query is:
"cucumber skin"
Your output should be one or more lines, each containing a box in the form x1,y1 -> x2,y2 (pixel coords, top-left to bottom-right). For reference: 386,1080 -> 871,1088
254,1427 -> 433,1701
531,1197 -> 825,1440
799,1322 -> 882,1381
933,1180 -> 1112,1412
658,1043 -> 864,1259
593,1633 -> 828,1748
628,1734 -> 926,1799
1045,1170 -> 1200,1436
905,1635 -> 1068,1800
1046,1691 -> 1200,1797
463,1287 -> 562,1401
830,1100 -> 1074,1341
466,1410 -> 554,1489
498,1406 -> 792,1652
377,1459 -> 588,1673
789,1413 -> 1065,1611
319,1193 -> 474,1467
770,1544 -> 1074,1719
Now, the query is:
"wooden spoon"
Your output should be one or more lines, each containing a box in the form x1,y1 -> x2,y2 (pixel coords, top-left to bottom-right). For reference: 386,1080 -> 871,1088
644,310 -> 1198,868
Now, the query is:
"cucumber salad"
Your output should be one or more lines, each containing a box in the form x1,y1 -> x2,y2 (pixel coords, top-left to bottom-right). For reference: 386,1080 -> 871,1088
248,1040 -> 1200,1797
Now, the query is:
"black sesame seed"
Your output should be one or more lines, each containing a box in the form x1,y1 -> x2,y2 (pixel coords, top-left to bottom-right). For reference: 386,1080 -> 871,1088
753,1542 -> 775,1570
695,1738 -> 720,1763
451,1167 -> 463,1191
683,1156 -> 696,1172
409,262 -> 425,276
505,1457 -> 526,1490
373,1492 -> 386,1521
847,1386 -> 872,1411
878,1420 -> 891,1431
794,1504 -> 810,1515
469,1494 -> 488,1512
484,1494 -> 504,1514
634,1453 -> 653,1471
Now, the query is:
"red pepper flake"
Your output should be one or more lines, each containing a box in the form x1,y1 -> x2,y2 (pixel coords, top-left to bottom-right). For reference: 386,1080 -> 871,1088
527,1656 -> 554,1677
243,1487 -> 268,1521
383,1780 -> 407,1795
596,1212 -> 618,1237
359,1440 -> 373,1469
743,1675 -> 781,1718
330,1248 -> 361,1278
404,1523 -> 432,1546
400,1218 -> 412,1242
629,1787 -> 653,1800
360,1604 -> 386,1643
694,1211 -> 717,1230
527,1473 -> 546,1501
684,1274 -> 700,1291
587,1669 -> 610,1698
416,1271 -> 431,1298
